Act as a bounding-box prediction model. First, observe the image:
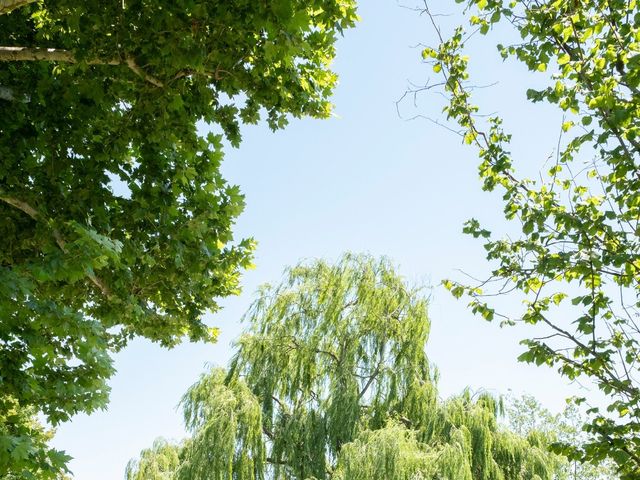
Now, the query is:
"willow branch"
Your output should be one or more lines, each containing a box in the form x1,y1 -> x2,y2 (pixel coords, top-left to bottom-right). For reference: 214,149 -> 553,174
1,194 -> 113,297
357,363 -> 382,401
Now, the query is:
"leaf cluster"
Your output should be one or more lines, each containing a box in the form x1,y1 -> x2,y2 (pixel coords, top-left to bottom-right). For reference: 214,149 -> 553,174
420,0 -> 640,476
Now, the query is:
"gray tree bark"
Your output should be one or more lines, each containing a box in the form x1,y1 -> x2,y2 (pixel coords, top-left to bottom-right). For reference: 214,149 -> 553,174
0,0 -> 37,15
0,46 -> 76,62
0,47 -> 165,86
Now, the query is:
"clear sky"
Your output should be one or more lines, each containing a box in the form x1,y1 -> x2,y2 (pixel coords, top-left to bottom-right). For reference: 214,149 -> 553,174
52,2 -> 586,478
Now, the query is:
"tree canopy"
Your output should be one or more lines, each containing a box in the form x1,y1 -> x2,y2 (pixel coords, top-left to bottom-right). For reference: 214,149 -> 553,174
506,395 -> 616,480
127,254 -> 558,480
414,0 -> 640,477
0,0 -> 357,477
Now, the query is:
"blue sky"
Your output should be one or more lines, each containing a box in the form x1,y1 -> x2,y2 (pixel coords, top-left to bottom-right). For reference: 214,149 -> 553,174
52,2 -> 586,478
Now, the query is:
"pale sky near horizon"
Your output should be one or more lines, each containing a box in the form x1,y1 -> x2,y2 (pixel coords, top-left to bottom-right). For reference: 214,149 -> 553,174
52,2 -> 589,478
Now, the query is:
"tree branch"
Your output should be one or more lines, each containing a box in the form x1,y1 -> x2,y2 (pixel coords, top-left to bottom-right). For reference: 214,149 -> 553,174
0,0 -> 36,15
0,194 -> 113,297
0,46 -> 77,62
0,195 -> 39,219
125,56 -> 164,87
0,47 -> 165,87
357,363 -> 382,401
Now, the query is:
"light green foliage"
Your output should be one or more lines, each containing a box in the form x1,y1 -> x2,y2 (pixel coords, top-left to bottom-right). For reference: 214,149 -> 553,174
0,398 -> 70,479
129,254 -> 557,480
332,421 -> 443,480
0,0 -> 357,476
125,438 -> 181,480
419,0 -> 640,476
229,254 -> 435,479
506,395 -> 617,480
333,393 -> 550,480
177,370 -> 264,480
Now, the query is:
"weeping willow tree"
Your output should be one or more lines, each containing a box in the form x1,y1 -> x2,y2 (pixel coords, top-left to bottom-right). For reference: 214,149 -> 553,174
127,254 -> 558,480
125,438 -> 182,480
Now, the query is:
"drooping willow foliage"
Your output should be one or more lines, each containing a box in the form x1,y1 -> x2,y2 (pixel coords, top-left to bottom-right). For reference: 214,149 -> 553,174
125,438 -> 182,480
127,254 -> 558,480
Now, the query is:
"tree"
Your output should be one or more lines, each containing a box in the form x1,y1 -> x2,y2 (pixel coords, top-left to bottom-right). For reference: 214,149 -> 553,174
506,395 -> 617,480
414,0 -> 640,476
127,254 -> 558,480
0,0 -> 357,476
125,438 -> 182,480
0,398 -> 70,480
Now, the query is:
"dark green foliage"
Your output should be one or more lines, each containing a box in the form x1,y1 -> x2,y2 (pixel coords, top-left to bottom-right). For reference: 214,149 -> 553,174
128,254 -> 558,479
0,0 -> 357,475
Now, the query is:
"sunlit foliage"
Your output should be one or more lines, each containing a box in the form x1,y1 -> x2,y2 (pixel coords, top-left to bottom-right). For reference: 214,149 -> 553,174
417,0 -> 640,476
129,255 -> 557,479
